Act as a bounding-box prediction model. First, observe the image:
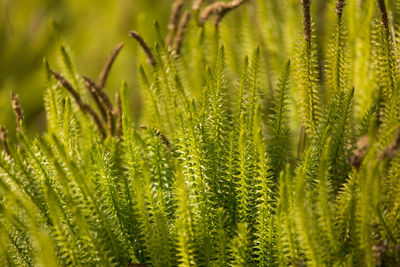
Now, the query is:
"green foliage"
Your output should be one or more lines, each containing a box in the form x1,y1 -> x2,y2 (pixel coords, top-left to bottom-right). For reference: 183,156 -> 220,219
2,0 -> 400,266
268,60 -> 291,180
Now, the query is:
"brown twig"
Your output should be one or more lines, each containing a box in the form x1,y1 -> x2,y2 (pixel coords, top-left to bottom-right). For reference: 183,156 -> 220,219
301,0 -> 312,42
213,0 -> 244,26
173,11 -> 192,55
192,0 -> 204,11
0,126 -> 10,155
83,76 -> 115,135
51,71 -> 83,109
51,70 -> 106,139
198,0 -> 245,26
166,0 -> 185,45
83,77 -> 108,121
377,0 -> 389,30
10,91 -> 24,133
335,0 -> 346,17
83,76 -> 113,115
379,126 -> 400,161
128,31 -> 156,66
84,76 -> 113,111
114,92 -> 122,140
98,42 -> 124,89
349,135 -> 370,170
140,125 -> 170,149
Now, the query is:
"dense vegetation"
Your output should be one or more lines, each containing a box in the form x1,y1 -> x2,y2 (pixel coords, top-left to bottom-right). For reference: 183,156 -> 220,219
1,0 -> 400,266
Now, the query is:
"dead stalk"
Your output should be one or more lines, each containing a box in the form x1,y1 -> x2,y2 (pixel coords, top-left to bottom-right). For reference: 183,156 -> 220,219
83,76 -> 113,114
192,0 -> 204,11
10,91 -> 24,133
173,11 -> 192,55
83,76 -> 115,134
83,77 -> 108,121
302,0 -> 312,42
198,0 -> 245,26
0,126 -> 10,155
98,42 -> 124,89
335,0 -> 346,17
51,70 -> 106,138
377,0 -> 389,31
166,0 -> 185,45
128,31 -> 156,66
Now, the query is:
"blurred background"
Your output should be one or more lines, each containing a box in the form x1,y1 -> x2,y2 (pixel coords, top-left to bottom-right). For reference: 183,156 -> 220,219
0,0 -> 174,136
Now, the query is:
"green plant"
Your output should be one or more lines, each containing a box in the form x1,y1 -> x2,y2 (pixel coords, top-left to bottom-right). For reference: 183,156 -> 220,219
1,0 -> 400,266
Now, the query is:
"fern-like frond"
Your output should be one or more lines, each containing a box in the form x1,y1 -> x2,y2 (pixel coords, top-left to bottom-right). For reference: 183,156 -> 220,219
268,60 -> 291,179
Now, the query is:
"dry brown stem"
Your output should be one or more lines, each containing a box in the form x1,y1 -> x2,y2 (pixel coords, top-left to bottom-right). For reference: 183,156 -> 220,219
129,31 -> 156,66
83,76 -> 108,121
98,42 -> 124,89
0,126 -> 10,155
377,0 -> 389,30
166,0 -> 185,45
173,11 -> 192,55
335,0 -> 346,17
302,0 -> 312,42
192,0 -> 204,11
10,91 -> 24,133
83,76 -> 113,115
198,0 -> 245,26
51,70 -> 106,138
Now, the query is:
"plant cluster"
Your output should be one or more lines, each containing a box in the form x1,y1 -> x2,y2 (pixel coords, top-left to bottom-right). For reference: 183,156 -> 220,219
1,0 -> 400,266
